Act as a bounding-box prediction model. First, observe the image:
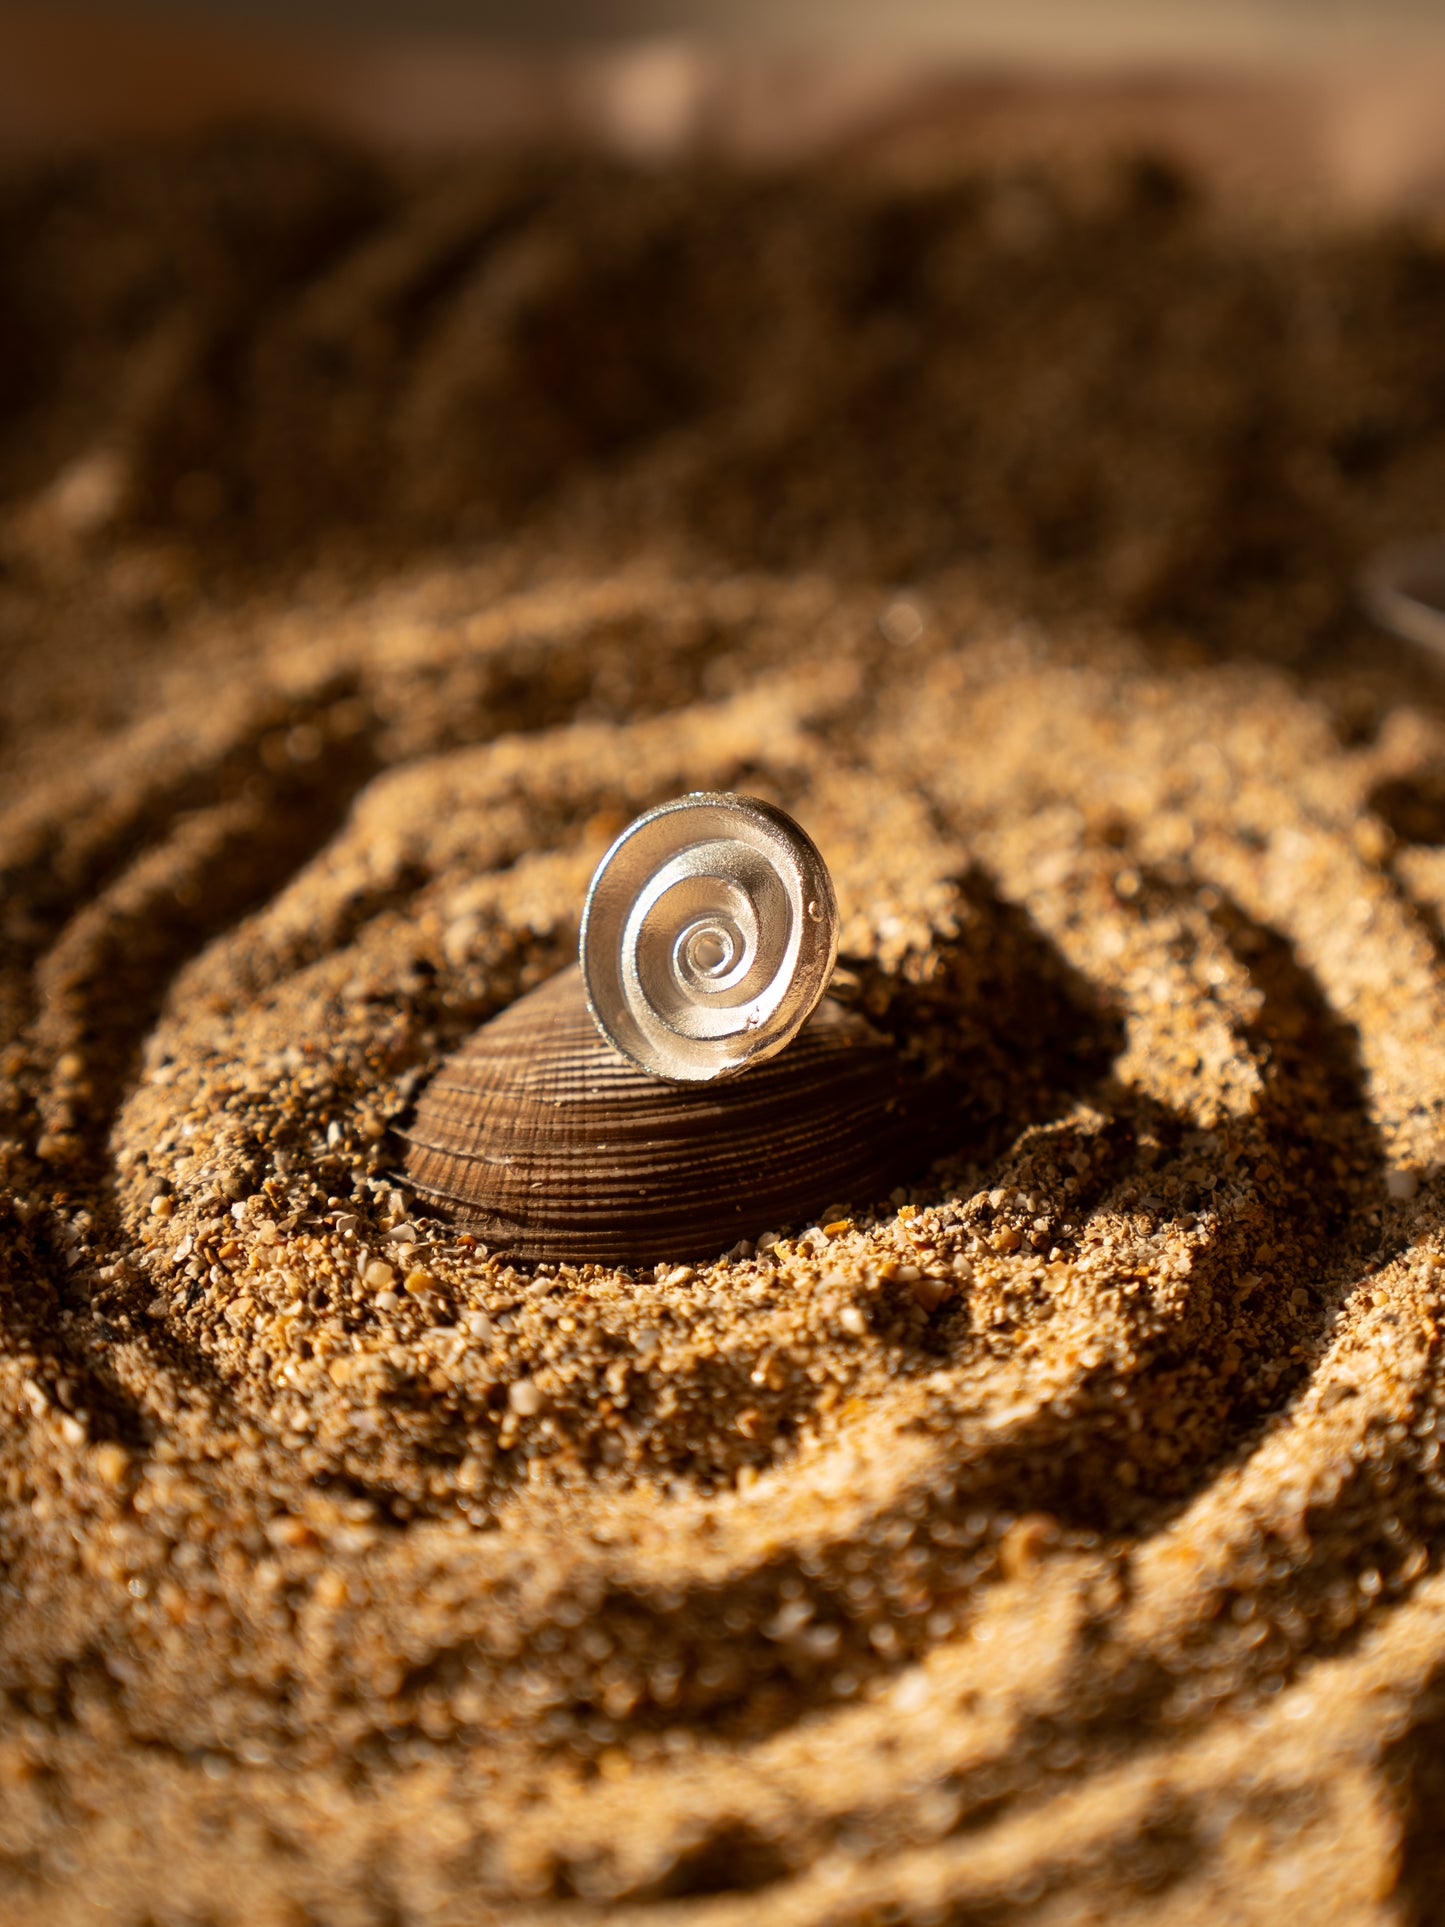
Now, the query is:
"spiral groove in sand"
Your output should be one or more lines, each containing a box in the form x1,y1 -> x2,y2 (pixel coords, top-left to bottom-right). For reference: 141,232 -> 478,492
2,574 -> 1444,1921
6,136 -> 1445,1925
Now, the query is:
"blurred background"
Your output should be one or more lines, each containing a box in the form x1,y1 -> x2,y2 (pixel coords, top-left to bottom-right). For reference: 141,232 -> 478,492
22,0 -> 1445,58
2,0 -> 1445,209
3,0 -> 1445,748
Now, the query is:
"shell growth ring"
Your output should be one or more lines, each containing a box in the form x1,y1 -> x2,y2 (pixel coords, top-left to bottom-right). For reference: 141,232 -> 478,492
580,793 -> 839,1083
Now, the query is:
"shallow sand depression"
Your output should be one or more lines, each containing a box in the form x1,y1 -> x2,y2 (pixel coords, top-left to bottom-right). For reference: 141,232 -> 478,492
5,133 -> 1445,1923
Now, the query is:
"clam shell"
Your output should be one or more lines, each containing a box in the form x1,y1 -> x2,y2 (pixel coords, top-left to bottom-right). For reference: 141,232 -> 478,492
401,964 -> 917,1263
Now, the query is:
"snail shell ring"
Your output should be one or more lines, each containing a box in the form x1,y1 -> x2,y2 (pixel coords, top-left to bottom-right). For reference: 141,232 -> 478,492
579,793 -> 839,1083
400,792 -> 912,1259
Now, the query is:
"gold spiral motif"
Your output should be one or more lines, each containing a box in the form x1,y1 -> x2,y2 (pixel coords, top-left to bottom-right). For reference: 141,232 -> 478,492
579,792 -> 839,1082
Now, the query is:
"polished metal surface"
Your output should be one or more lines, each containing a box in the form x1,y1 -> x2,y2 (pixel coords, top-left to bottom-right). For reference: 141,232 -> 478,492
579,792 -> 839,1082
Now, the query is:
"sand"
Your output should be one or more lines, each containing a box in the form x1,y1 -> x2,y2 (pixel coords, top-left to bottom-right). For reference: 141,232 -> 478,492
5,127 -> 1445,1924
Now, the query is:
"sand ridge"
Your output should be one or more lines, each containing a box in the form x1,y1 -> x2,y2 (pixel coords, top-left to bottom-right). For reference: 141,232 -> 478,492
4,132 -> 1445,1922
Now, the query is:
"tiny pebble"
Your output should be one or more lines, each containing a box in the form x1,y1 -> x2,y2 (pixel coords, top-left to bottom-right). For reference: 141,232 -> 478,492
365,1261 -> 396,1289
464,1311 -> 494,1339
911,1273 -> 952,1313
879,594 -> 925,648
90,1442 -> 130,1486
508,1379 -> 543,1417
839,1306 -> 868,1337
149,1195 -> 173,1218
315,1571 -> 349,1609
375,1290 -> 399,1311
662,1266 -> 694,1288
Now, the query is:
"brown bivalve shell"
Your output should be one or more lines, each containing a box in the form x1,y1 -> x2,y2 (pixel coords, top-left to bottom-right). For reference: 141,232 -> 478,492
401,964 -> 919,1263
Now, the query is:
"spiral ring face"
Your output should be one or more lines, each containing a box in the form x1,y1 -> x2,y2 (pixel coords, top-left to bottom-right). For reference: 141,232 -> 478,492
580,793 -> 839,1081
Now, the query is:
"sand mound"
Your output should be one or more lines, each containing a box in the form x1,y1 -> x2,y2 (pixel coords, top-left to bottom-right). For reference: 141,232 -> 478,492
5,131 -> 1445,1924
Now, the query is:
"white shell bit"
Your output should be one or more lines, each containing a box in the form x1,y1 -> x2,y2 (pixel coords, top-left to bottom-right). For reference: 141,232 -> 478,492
579,792 -> 839,1083
1361,539 -> 1445,655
